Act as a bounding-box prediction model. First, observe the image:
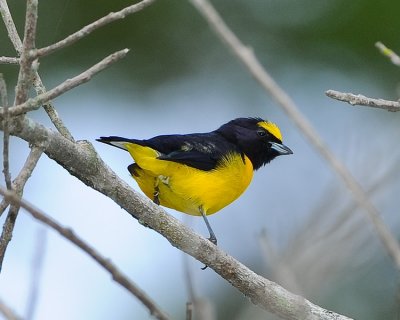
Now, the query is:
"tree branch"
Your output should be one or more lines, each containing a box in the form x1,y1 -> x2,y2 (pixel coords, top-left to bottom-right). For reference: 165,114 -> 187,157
0,205 -> 19,271
325,90 -> 400,112
375,41 -> 400,66
0,49 -> 129,118
188,0 -> 400,272
14,0 -> 38,106
32,0 -> 156,59
0,298 -> 22,320
0,57 -> 19,64
0,146 -> 42,216
0,0 -> 23,53
0,115 -> 353,320
0,187 -> 170,320
0,0 -> 74,141
0,75 -> 11,190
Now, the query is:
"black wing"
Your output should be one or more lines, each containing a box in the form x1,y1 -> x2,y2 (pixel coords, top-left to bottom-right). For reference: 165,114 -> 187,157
146,132 -> 233,171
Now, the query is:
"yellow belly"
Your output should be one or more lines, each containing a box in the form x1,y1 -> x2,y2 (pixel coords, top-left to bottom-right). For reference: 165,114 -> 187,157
125,143 -> 254,216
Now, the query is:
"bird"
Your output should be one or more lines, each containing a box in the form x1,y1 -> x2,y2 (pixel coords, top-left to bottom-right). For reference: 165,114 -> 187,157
97,117 -> 292,246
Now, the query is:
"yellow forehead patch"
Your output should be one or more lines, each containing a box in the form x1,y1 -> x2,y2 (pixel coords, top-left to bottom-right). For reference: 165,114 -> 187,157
257,121 -> 283,141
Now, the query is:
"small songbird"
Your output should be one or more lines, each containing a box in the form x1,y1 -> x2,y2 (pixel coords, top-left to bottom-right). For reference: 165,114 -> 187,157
97,117 -> 292,245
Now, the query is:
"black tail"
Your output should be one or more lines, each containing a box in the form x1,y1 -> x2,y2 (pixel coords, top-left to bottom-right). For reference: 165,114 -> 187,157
96,136 -> 141,151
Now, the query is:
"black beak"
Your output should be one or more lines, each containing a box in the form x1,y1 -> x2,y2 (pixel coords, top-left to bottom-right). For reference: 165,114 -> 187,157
270,142 -> 293,155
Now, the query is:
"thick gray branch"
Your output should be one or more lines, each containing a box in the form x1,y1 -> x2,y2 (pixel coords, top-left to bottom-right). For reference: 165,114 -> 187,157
1,115 -> 353,320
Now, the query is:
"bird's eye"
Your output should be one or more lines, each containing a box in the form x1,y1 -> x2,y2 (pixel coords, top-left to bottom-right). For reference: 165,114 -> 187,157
257,130 -> 266,137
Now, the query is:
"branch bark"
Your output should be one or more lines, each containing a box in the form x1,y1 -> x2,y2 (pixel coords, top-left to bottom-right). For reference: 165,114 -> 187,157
325,90 -> 400,112
0,115 -> 353,320
0,57 -> 19,64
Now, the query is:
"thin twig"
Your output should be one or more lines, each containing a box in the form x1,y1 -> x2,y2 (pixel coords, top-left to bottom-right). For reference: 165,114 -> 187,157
25,228 -> 47,320
14,0 -> 38,106
0,298 -> 22,320
0,146 -> 42,216
33,0 -> 156,58
259,230 -> 303,295
0,187 -> 170,320
0,0 -> 23,53
375,41 -> 400,66
325,90 -> 400,112
0,57 -> 19,64
0,205 -> 19,271
189,0 -> 400,272
0,49 -> 129,118
32,74 -> 75,141
182,217 -> 214,320
0,74 -> 11,190
0,0 -> 74,141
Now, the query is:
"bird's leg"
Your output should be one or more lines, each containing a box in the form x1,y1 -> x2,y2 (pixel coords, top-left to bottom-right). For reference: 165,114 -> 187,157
153,187 -> 160,205
153,178 -> 160,205
199,206 -> 217,270
199,206 -> 217,245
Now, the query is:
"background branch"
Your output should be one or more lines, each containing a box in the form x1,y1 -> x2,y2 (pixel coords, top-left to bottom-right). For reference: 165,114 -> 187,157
0,146 -> 42,216
0,49 -> 129,118
375,41 -> 400,66
25,228 -> 46,320
325,90 -> 400,112
0,0 -> 73,140
0,57 -> 19,64
0,75 -> 11,190
0,298 -> 22,320
0,0 -> 23,53
188,0 -> 400,272
33,0 -> 156,58
14,0 -> 38,106
0,187 -> 170,320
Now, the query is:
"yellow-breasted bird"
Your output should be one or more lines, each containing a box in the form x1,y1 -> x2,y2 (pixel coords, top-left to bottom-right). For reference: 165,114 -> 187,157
97,117 -> 292,245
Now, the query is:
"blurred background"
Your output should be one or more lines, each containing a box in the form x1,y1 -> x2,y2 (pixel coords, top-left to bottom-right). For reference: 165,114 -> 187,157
1,0 -> 400,319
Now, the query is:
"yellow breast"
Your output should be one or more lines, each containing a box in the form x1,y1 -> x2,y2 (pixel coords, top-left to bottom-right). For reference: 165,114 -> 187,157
125,143 -> 254,216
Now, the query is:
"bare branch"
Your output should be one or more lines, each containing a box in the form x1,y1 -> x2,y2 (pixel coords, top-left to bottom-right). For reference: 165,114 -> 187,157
2,115 -> 354,320
0,49 -> 129,118
14,0 -> 38,105
0,0 -> 74,140
0,0 -> 39,271
0,187 -> 170,320
32,74 -> 74,141
0,57 -> 19,64
0,205 -> 19,271
0,0 -> 23,53
375,41 -> 400,66
33,0 -> 156,58
188,0 -> 400,272
325,90 -> 400,112
0,298 -> 22,320
0,146 -> 42,216
0,75 -> 11,190
26,228 -> 47,320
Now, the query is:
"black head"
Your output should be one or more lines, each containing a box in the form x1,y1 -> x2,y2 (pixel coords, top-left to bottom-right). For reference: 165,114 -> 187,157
216,117 -> 293,170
